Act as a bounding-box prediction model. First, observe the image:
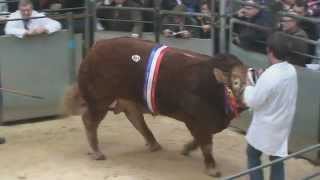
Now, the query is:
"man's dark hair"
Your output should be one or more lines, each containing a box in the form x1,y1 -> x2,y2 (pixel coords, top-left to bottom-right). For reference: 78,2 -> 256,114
266,32 -> 292,61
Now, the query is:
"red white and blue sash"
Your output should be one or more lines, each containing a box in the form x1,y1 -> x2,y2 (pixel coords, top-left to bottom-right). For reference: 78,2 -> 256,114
143,44 -> 169,113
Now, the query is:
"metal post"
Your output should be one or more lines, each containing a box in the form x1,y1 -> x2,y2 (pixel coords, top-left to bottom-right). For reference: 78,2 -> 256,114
0,60 -> 3,124
84,0 -> 95,54
211,0 -> 216,56
67,12 -> 76,83
90,0 -> 96,45
153,0 -> 161,43
219,0 -> 227,53
84,0 -> 90,54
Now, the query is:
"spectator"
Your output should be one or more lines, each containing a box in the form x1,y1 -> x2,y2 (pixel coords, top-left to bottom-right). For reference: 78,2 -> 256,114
280,10 -> 308,38
161,0 -> 200,27
279,10 -> 310,66
270,0 -> 297,11
141,0 -> 154,32
0,0 -> 8,35
315,39 -> 320,63
234,0 -> 273,53
39,0 -> 62,10
197,2 -> 211,39
162,4 -> 199,39
5,0 -> 61,38
184,0 -> 200,12
306,0 -> 320,16
305,0 -> 320,63
61,0 -> 85,34
97,0 -> 144,38
293,0 -> 319,40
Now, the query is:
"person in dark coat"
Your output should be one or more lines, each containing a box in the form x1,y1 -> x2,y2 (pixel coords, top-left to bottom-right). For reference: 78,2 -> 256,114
234,0 -> 273,53
61,0 -> 85,33
279,11 -> 311,66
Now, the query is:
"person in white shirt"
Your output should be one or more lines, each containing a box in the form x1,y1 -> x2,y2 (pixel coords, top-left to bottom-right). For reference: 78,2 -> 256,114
5,0 -> 61,38
243,32 -> 298,180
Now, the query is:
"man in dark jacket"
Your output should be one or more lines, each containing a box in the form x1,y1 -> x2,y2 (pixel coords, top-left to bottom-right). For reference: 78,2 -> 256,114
235,0 -> 273,53
280,11 -> 311,66
62,0 -> 85,33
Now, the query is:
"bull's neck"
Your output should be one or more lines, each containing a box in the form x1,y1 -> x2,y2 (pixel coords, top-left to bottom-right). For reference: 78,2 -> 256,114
223,85 -> 239,120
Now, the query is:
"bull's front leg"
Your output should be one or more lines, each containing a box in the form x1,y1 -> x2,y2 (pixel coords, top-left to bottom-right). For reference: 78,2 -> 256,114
199,138 -> 221,177
185,123 -> 221,177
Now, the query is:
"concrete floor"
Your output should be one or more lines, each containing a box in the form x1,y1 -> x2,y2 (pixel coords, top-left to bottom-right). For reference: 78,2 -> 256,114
0,113 -> 319,180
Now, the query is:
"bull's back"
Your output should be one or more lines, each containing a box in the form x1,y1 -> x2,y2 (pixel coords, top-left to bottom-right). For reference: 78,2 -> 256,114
78,37 -> 154,103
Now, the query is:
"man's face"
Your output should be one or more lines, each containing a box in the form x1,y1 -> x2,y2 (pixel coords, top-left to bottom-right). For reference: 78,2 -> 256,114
201,4 -> 210,15
175,16 -> 185,24
243,6 -> 259,18
280,17 -> 298,32
19,4 -> 33,18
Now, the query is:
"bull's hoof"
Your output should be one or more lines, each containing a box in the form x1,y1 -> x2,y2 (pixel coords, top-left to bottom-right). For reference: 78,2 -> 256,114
181,148 -> 190,156
0,137 -> 6,144
181,141 -> 198,156
205,167 -> 221,177
88,152 -> 106,160
147,142 -> 162,152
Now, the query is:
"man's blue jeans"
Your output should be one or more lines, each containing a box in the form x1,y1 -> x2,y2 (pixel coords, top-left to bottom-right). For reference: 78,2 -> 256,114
247,144 -> 285,180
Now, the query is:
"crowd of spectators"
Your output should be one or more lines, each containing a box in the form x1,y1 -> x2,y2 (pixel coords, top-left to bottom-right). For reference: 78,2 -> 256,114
0,0 -> 319,66
234,0 -> 320,66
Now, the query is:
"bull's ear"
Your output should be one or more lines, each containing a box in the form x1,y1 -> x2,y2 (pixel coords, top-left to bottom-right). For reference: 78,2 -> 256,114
213,68 -> 228,84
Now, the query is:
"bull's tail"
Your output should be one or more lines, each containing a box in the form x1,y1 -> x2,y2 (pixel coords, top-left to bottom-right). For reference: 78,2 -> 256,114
61,84 -> 87,116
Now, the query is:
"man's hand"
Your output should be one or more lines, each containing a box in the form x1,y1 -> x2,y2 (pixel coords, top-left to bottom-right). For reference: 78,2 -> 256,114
24,27 -> 49,37
237,8 -> 247,17
246,68 -> 264,86
202,24 -> 210,32
163,29 -> 173,37
24,29 -> 36,36
181,30 -> 191,39
34,27 -> 48,34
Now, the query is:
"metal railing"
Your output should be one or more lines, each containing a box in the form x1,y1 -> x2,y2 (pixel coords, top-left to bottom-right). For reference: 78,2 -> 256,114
94,2 -> 217,55
230,0 -> 320,63
223,144 -> 320,180
303,171 -> 320,180
230,18 -> 320,61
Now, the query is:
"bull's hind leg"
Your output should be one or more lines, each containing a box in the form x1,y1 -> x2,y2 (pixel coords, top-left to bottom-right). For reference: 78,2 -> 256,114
117,99 -> 161,152
82,108 -> 107,160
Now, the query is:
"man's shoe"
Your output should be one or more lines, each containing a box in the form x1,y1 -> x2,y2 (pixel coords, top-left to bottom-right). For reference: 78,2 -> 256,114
0,137 -> 6,144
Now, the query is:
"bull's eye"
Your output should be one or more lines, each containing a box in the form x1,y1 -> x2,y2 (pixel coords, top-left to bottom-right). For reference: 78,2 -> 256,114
233,79 -> 241,88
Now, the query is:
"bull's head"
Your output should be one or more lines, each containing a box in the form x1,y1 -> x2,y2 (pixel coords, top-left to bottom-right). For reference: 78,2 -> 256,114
212,55 -> 249,112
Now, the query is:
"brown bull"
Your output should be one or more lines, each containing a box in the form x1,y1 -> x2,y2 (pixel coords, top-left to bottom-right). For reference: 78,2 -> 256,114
64,37 -> 248,177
